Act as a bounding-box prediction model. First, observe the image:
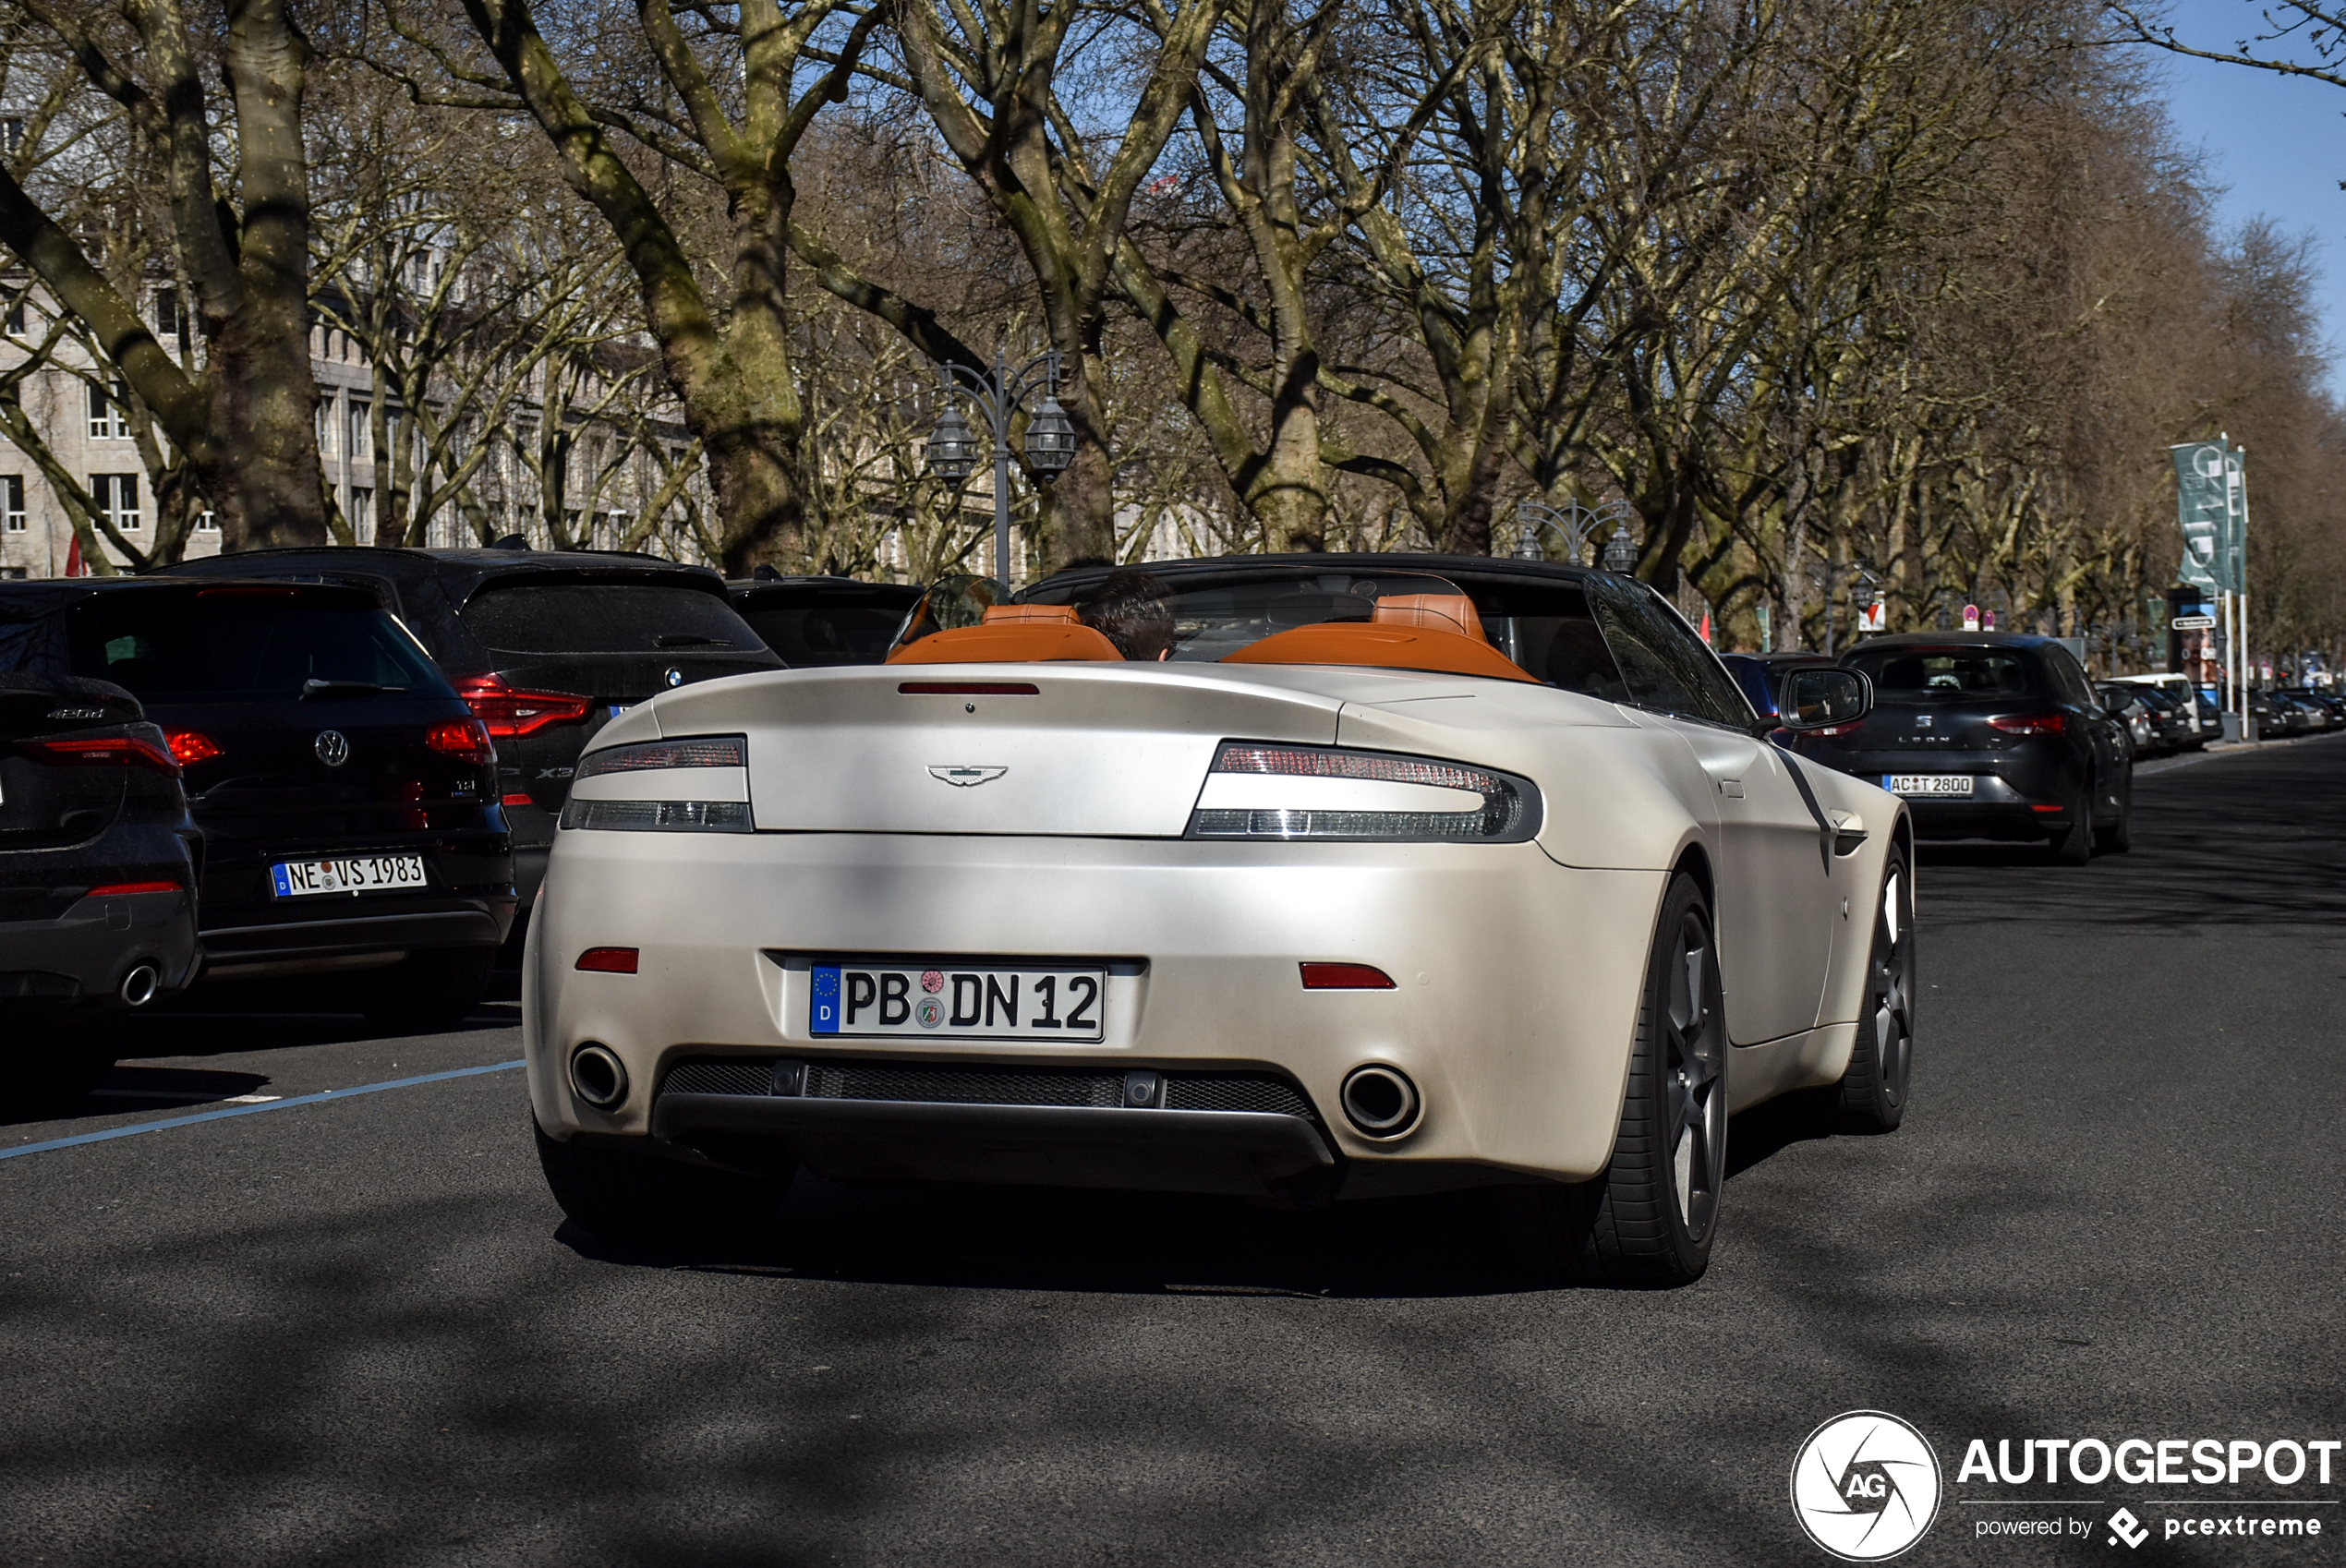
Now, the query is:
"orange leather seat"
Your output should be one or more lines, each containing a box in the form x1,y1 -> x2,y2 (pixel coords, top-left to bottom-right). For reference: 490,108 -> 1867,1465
981,604 -> 1082,625
1372,593 -> 1487,642
886,621 -> 1123,663
1222,621 -> 1538,682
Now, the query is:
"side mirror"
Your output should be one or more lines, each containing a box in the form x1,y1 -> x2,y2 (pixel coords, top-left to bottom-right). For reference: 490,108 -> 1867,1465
1776,667 -> 1872,732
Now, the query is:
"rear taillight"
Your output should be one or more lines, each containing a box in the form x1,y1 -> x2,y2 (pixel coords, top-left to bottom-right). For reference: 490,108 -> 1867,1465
1186,742 -> 1539,842
453,673 -> 592,739
1806,718 -> 1867,739
1989,713 -> 2067,737
23,733 -> 180,773
561,735 -> 751,833
166,730 -> 223,765
425,718 -> 496,763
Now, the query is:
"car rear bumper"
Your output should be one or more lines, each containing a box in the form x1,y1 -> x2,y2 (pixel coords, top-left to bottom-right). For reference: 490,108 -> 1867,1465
200,902 -> 514,972
525,828 -> 1682,1191
0,888 -> 200,1017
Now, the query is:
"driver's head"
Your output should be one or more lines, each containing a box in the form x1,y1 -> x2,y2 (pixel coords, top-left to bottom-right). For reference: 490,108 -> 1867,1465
1078,570 -> 1177,660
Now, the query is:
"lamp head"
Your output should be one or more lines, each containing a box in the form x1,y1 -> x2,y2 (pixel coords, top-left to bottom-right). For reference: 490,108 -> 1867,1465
1022,396 -> 1077,475
925,405 -> 977,482
1602,525 -> 1639,574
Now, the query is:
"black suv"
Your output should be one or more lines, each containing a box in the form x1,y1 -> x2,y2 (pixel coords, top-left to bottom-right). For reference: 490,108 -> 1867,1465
0,579 -> 513,1026
161,548 -> 782,905
727,573 -> 922,666
0,668 -> 201,1100
1797,633 -> 2133,862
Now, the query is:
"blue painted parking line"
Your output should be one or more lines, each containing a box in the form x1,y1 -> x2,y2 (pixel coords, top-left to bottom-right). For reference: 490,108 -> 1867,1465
0,1059 -> 526,1163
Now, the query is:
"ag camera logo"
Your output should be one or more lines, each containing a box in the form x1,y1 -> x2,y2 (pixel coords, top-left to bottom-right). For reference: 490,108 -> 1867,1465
1792,1411 -> 1943,1561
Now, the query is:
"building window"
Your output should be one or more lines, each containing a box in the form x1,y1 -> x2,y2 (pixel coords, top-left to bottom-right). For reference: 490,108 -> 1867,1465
1,118 -> 23,154
90,473 -> 140,533
194,508 -> 217,532
350,488 -> 372,536
317,399 -> 335,455
3,293 -> 22,335
3,475 -> 24,532
86,379 -> 130,439
348,403 -> 370,463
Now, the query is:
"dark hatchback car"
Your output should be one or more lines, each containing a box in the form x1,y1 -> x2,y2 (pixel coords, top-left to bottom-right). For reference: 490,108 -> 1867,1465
0,669 -> 200,1101
727,573 -> 922,666
0,580 -> 513,1026
162,548 -> 782,905
1793,633 -> 2133,862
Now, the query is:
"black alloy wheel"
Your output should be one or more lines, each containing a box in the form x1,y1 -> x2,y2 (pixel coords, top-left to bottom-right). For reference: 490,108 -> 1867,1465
1504,873 -> 1728,1286
1839,845 -> 1916,1133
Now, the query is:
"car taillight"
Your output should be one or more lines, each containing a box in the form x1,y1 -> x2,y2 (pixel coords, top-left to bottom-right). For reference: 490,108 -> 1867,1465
1186,742 -> 1540,841
1989,713 -> 2067,737
425,718 -> 496,763
1806,718 -> 1867,739
166,730 -> 223,765
453,673 -> 593,738
23,733 -> 181,773
561,735 -> 751,833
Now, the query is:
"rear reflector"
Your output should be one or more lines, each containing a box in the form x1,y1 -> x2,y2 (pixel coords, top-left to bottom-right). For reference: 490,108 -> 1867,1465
898,682 -> 1042,695
502,792 -> 534,807
2031,804 -> 2064,814
575,947 -> 639,973
1300,963 -> 1397,990
88,881 -> 181,896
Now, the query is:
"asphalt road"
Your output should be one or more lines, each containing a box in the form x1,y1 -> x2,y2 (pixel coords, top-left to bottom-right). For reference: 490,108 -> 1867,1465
4,737 -> 2342,1566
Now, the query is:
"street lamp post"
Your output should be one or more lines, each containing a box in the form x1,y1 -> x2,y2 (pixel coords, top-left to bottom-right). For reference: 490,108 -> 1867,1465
924,348 -> 1076,584
1514,498 -> 1633,565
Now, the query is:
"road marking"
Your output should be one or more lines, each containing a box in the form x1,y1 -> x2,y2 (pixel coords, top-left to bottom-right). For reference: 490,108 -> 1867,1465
0,1061 -> 525,1163
89,1089 -> 284,1104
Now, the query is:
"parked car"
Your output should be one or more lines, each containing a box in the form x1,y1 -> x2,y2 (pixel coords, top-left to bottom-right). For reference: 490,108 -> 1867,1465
2108,671 -> 2216,746
0,668 -> 201,1103
2248,690 -> 2310,737
2128,685 -> 2203,752
726,573 -> 922,667
2096,684 -> 2164,756
1796,632 -> 2132,862
159,547 -> 782,910
2275,687 -> 2345,731
529,552 -> 1913,1286
1718,651 -> 1840,725
0,579 -> 514,1027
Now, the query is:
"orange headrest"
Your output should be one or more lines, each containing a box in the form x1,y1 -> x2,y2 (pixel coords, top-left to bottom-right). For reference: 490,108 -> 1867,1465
1373,594 -> 1486,642
1222,621 -> 1537,682
887,621 -> 1123,663
981,604 -> 1082,625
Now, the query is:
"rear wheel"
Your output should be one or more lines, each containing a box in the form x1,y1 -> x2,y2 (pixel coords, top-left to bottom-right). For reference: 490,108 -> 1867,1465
1506,873 -> 1727,1286
534,1120 -> 792,1244
361,947 -> 497,1031
1838,847 -> 1916,1133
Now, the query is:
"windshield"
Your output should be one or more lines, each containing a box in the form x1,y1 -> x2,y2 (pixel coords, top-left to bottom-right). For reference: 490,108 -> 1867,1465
67,591 -> 452,704
1845,647 -> 2040,700
1024,569 -> 1482,660
461,582 -> 753,654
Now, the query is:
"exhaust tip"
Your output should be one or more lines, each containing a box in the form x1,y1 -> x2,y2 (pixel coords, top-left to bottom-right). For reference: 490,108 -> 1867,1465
568,1043 -> 629,1110
1339,1064 -> 1421,1139
118,964 -> 160,1008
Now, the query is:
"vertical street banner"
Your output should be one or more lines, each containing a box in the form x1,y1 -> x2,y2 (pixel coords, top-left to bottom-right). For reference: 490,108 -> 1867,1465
2170,440 -> 2227,595
2221,446 -> 2247,594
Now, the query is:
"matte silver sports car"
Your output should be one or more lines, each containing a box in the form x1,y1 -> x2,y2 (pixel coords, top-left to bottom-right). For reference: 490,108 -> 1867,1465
525,555 -> 1914,1285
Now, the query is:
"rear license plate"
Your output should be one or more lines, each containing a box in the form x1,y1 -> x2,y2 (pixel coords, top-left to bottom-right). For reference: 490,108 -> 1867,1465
1883,775 -> 1974,797
811,963 -> 1106,1041
270,854 -> 429,898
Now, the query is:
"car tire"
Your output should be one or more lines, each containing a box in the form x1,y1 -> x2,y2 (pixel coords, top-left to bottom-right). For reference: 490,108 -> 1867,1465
361,947 -> 497,1031
1837,844 -> 1916,1134
534,1120 -> 791,1244
1505,872 -> 1727,1287
2094,773 -> 2133,855
2050,778 -> 2094,864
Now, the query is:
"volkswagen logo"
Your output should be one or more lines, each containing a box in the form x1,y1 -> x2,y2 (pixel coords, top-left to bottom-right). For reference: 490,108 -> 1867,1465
663,667 -> 684,688
314,730 -> 351,767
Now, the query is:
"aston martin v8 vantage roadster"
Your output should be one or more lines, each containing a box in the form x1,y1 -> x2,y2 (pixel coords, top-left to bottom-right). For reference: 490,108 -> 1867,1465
524,555 -> 1914,1285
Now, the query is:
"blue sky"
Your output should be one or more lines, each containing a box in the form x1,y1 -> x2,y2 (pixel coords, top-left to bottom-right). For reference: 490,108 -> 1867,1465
2141,0 -> 2346,393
